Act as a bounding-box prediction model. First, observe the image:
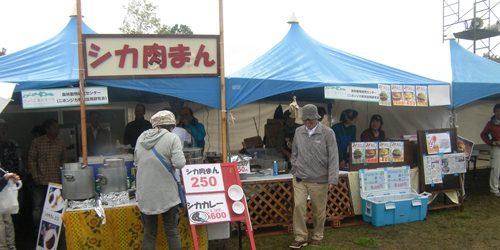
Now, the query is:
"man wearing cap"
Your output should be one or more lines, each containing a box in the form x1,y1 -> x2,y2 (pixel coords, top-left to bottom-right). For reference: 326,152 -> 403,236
289,104 -> 339,249
134,110 -> 186,250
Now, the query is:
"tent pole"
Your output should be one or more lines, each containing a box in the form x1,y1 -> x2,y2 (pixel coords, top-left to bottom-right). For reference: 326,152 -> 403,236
76,0 -> 88,166
219,0 -> 228,163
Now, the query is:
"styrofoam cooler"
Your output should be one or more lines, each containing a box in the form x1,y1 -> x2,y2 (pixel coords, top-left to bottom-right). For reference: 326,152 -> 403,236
359,166 -> 430,227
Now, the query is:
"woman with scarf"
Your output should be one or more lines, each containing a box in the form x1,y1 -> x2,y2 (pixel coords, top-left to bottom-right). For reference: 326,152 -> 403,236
481,103 -> 500,197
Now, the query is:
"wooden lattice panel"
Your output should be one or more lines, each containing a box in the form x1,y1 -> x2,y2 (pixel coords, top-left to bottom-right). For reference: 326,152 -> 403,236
306,175 -> 354,220
242,174 -> 354,230
243,179 -> 294,228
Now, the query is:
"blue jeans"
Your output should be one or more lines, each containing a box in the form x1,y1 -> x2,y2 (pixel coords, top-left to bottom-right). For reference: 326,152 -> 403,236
140,206 -> 181,250
29,184 -> 47,233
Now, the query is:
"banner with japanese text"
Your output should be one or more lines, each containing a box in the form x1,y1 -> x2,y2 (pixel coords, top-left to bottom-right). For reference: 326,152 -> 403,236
83,34 -> 219,79
21,86 -> 108,109
324,86 -> 379,102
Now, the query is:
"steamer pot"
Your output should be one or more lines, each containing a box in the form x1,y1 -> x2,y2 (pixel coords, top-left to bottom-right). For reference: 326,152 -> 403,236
97,165 -> 128,194
61,166 -> 95,200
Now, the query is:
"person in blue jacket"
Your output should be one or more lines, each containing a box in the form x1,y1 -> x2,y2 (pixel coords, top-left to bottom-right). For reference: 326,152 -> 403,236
331,109 -> 358,170
179,107 -> 206,151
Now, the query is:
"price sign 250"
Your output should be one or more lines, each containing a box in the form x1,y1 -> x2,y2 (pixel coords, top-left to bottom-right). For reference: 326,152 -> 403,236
191,176 -> 217,188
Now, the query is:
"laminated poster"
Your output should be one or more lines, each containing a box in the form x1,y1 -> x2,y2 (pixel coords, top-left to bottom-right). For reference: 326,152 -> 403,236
391,85 -> 404,106
378,84 -> 391,106
387,167 -> 410,190
416,86 -> 428,106
457,136 -> 474,161
351,142 -> 366,164
403,85 -> 416,106
390,141 -> 404,162
365,142 -> 378,163
36,183 -> 66,250
441,153 -> 467,175
426,132 -> 452,154
378,142 -> 391,163
361,170 -> 387,192
424,155 -> 443,185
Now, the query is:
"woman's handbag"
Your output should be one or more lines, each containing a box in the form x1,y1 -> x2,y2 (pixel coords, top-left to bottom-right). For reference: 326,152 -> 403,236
151,147 -> 187,208
0,178 -> 22,214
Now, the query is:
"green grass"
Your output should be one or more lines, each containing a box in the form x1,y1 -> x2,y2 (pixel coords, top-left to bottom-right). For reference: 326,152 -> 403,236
223,168 -> 500,249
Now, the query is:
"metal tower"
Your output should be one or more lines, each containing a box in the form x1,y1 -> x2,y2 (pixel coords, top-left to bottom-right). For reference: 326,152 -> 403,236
443,0 -> 500,57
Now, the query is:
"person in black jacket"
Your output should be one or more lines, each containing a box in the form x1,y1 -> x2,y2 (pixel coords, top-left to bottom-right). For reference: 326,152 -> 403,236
124,104 -> 152,150
86,111 -> 112,156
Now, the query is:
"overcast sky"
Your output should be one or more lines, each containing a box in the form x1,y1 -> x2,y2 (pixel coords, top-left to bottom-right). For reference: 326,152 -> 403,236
1,0 -> 497,80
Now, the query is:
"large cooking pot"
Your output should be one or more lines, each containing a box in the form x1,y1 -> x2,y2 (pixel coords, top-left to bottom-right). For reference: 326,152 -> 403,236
97,165 -> 128,194
61,165 -> 95,200
62,162 -> 84,171
103,158 -> 125,169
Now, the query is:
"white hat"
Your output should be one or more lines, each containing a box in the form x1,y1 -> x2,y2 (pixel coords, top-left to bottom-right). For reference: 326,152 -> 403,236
150,111 -> 176,128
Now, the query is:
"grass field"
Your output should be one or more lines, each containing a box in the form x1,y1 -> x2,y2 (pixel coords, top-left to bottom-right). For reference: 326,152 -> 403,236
225,159 -> 499,250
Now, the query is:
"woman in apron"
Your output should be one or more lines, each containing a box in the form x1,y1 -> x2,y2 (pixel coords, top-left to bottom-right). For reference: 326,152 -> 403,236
331,109 -> 358,170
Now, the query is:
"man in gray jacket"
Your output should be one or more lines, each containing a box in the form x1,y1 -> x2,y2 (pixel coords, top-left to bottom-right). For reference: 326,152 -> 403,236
135,110 -> 186,250
289,104 -> 339,249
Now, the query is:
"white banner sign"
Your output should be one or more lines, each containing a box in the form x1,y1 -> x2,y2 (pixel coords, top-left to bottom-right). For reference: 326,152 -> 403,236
21,86 -> 108,109
186,193 -> 231,224
325,86 -> 379,102
83,34 -> 219,79
182,164 -> 225,193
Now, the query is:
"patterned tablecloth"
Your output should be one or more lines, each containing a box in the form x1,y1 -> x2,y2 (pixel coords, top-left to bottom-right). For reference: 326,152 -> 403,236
62,205 -> 208,250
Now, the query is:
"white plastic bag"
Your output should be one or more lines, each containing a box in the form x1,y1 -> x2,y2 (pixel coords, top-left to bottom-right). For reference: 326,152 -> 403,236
0,179 -> 22,214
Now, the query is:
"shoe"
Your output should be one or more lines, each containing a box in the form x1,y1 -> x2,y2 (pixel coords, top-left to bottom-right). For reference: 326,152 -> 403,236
289,240 -> 308,249
309,239 -> 322,246
7,245 -> 17,250
491,193 -> 500,197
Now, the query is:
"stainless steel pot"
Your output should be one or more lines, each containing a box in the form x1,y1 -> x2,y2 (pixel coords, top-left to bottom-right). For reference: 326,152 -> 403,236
97,165 -> 128,194
61,166 -> 95,200
103,158 -> 125,168
62,162 -> 85,171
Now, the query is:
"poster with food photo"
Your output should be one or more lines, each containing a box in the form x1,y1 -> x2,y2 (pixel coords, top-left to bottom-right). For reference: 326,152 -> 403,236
365,142 -> 378,163
391,141 -> 404,162
457,136 -> 474,161
391,85 -> 404,106
416,86 -> 428,106
379,142 -> 392,163
425,132 -> 452,154
378,84 -> 391,106
403,85 -> 416,106
351,142 -> 366,164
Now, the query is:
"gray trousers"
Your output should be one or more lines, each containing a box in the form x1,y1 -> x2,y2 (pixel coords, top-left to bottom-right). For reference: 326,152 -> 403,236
0,214 -> 15,249
140,206 -> 182,250
490,146 -> 500,194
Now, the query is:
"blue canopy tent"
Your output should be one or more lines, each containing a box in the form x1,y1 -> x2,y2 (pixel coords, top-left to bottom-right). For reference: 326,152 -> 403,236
450,39 -> 500,108
226,22 -> 449,110
0,17 -> 221,109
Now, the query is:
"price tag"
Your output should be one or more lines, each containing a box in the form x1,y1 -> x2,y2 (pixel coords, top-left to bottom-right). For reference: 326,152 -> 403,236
182,164 -> 225,193
186,193 -> 231,224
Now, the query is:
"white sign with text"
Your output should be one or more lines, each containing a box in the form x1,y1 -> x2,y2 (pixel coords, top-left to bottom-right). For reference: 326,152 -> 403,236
186,193 -> 231,224
182,164 -> 225,193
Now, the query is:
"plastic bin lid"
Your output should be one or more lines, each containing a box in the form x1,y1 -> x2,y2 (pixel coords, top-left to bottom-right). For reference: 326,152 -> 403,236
359,166 -> 411,199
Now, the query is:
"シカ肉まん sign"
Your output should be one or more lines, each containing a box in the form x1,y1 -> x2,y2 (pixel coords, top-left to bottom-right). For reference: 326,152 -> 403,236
83,34 -> 219,79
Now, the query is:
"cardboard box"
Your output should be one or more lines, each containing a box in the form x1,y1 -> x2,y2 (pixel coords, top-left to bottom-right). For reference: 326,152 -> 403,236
264,124 -> 282,147
243,136 -> 264,149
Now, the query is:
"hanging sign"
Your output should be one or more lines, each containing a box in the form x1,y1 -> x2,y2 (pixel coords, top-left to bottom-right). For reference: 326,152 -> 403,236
378,84 -> 391,106
21,86 -> 108,109
325,86 -> 379,102
182,164 -> 225,193
416,86 -> 428,106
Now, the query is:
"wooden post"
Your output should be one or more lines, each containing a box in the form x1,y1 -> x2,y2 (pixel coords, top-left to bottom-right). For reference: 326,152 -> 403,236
76,0 -> 88,165
219,0 -> 228,163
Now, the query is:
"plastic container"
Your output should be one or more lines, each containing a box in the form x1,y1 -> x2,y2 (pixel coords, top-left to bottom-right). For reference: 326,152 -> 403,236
359,166 -> 431,227
273,161 -> 278,176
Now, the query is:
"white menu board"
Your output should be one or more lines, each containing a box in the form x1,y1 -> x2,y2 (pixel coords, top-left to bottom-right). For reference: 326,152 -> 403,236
182,164 -> 225,193
186,193 -> 231,224
36,183 -> 66,250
